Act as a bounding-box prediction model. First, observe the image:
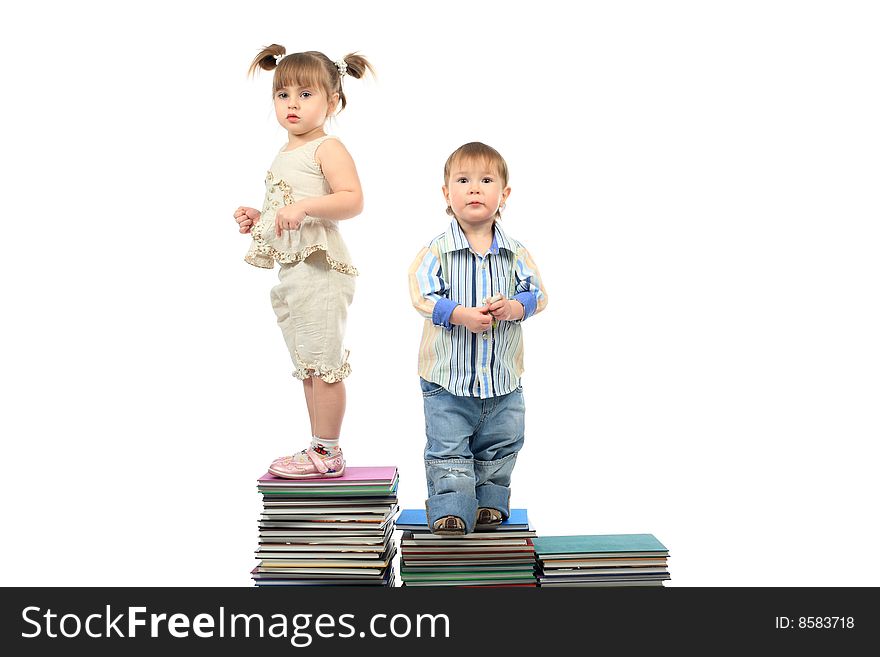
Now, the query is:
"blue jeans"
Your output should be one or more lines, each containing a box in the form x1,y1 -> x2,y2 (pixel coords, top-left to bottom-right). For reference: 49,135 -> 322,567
420,378 -> 525,533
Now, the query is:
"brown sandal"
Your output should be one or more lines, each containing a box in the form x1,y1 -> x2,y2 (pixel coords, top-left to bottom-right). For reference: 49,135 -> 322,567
476,507 -> 503,528
431,515 -> 466,535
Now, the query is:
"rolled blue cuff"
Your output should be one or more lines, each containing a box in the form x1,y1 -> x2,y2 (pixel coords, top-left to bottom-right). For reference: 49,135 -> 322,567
475,483 -> 512,520
513,292 -> 537,321
432,298 -> 459,329
425,493 -> 479,534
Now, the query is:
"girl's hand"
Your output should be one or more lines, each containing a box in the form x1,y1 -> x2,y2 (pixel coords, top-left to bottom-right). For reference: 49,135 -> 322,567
486,294 -> 524,322
234,206 -> 261,234
275,204 -> 308,236
452,305 -> 493,333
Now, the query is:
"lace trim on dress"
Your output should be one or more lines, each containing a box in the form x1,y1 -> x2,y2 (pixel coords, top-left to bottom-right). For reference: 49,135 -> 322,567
325,255 -> 359,276
248,237 -> 359,275
244,249 -> 275,269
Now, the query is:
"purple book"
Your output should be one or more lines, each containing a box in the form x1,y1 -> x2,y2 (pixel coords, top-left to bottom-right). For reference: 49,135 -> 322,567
258,466 -> 398,486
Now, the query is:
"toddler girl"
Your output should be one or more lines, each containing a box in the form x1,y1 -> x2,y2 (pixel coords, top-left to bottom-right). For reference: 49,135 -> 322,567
234,45 -> 373,478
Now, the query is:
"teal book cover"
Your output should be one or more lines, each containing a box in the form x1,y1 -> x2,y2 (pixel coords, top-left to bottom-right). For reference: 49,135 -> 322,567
532,534 -> 668,556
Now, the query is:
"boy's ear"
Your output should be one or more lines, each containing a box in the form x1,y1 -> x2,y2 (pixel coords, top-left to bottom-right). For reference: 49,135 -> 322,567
442,185 -> 455,216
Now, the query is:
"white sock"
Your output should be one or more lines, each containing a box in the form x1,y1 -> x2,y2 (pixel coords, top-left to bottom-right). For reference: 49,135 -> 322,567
311,436 -> 341,455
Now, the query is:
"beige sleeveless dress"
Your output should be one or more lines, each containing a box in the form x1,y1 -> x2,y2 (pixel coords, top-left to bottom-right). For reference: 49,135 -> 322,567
244,135 -> 357,383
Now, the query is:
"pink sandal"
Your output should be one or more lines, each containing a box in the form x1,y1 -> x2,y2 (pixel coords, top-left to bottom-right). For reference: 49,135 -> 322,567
268,448 -> 345,479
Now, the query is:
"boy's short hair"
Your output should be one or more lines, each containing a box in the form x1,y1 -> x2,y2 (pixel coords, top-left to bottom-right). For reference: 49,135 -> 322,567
443,142 -> 509,187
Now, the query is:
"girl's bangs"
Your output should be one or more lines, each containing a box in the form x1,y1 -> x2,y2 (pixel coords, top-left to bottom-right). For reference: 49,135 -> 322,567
273,58 -> 329,94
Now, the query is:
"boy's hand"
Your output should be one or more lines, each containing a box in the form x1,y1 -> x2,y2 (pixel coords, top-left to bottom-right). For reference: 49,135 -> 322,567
276,204 -> 308,236
234,206 -> 261,234
486,294 -> 524,322
452,305 -> 493,333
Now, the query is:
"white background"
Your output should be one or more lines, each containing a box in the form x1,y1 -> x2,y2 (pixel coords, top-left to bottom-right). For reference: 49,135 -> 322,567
1,1 -> 878,586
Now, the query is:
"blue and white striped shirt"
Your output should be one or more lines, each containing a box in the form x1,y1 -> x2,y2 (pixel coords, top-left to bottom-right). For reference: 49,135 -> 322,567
408,219 -> 547,398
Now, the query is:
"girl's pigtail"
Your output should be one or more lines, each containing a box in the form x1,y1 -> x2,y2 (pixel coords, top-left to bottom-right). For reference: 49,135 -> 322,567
341,53 -> 375,80
335,53 -> 374,112
248,44 -> 286,77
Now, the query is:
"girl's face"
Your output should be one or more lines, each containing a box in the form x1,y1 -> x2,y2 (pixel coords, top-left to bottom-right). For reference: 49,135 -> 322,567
273,85 -> 339,141
443,158 -> 511,228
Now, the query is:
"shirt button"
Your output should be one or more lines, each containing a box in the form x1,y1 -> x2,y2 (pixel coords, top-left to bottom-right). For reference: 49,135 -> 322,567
482,333 -> 488,340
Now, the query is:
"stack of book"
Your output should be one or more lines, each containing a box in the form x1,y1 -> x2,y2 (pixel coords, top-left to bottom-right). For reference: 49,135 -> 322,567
532,534 -> 670,587
396,509 -> 537,587
252,466 -> 400,586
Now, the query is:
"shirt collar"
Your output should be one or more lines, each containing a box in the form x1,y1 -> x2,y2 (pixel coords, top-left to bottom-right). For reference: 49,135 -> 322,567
442,219 -> 516,255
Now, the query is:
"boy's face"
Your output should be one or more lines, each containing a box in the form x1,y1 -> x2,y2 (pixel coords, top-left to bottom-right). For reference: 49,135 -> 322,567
443,158 -> 511,228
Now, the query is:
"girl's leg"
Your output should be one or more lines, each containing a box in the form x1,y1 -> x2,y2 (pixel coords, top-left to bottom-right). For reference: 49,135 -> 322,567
301,377 -> 316,436
311,377 -> 346,440
268,377 -> 346,479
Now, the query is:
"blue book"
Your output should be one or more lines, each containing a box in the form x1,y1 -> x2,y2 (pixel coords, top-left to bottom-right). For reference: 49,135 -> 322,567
396,508 -> 530,532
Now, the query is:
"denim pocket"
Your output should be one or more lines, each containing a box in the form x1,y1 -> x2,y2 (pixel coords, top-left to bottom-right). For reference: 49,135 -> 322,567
419,378 -> 446,397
